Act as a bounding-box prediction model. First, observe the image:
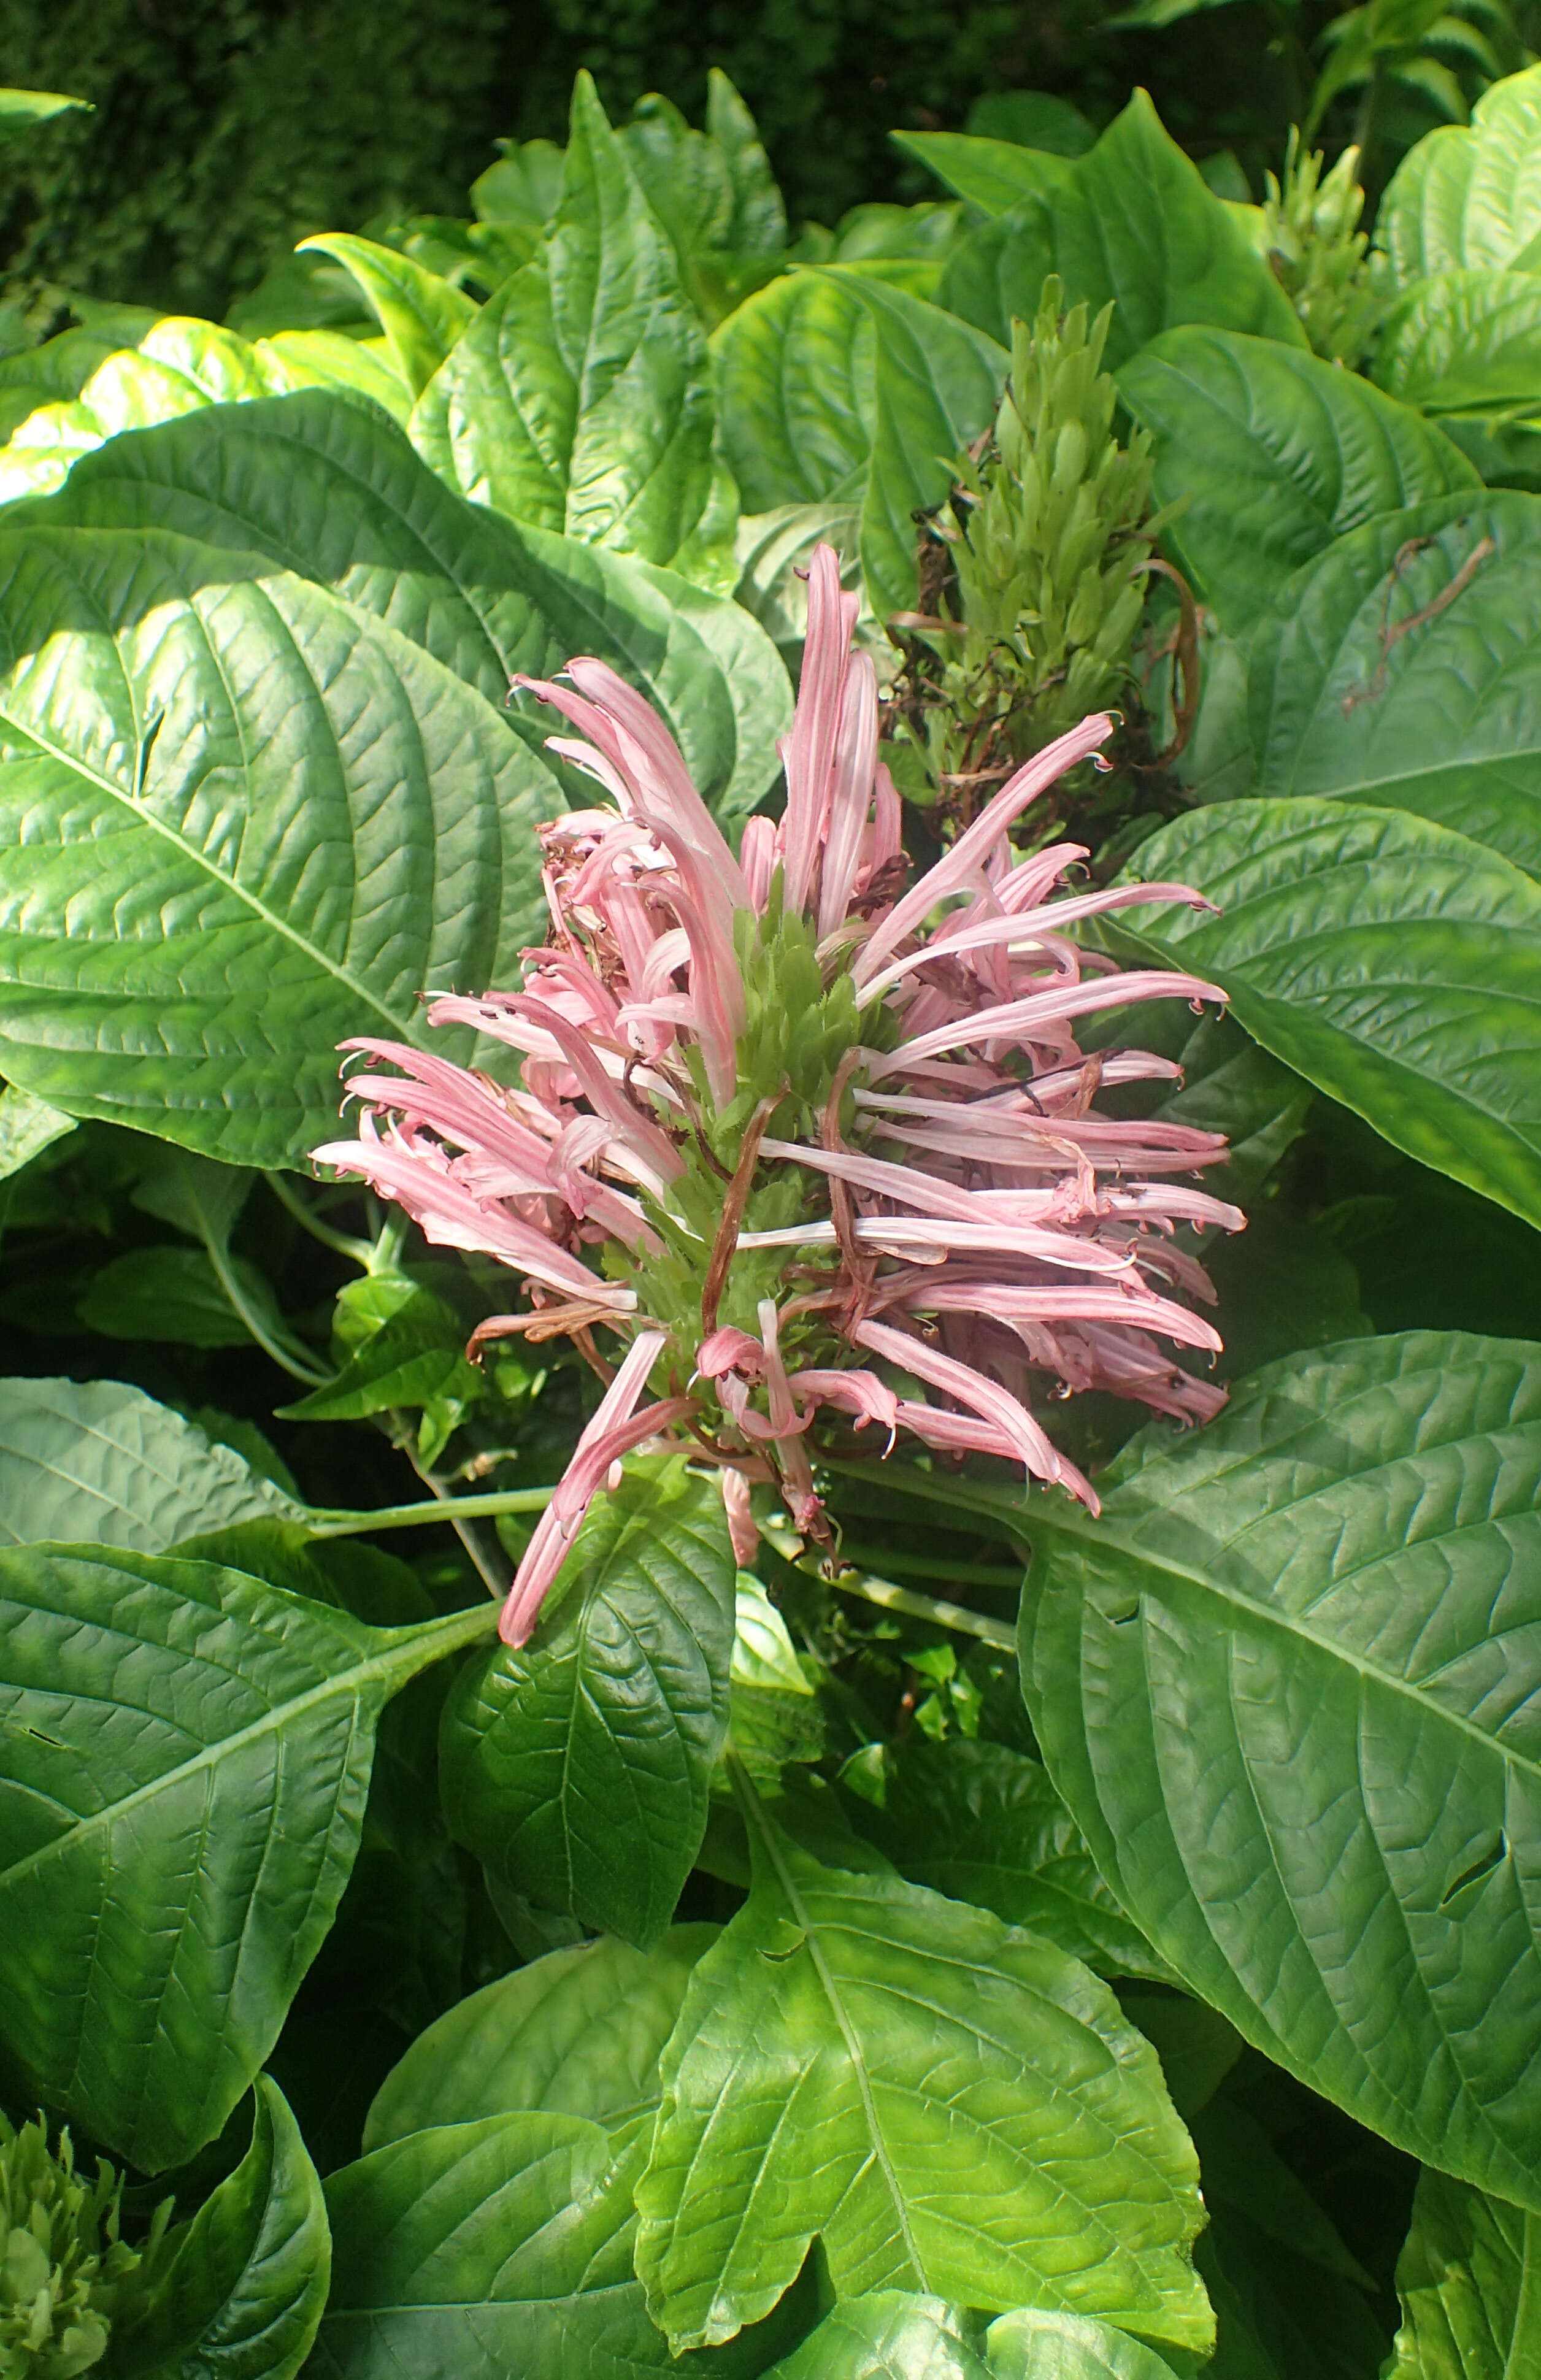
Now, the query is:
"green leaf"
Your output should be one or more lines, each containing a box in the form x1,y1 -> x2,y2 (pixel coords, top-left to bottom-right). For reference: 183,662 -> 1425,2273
440,1458 -> 735,1950
733,502 -> 867,666
964,91 -> 1097,157
891,132 -> 1069,214
0,1082 -> 75,1177
0,86 -> 90,137
1245,490 -> 1541,879
713,268 -> 1005,622
77,1246 -> 279,1348
1118,327 -> 1477,632
410,74 -> 725,582
985,2309 -> 1184,2379
938,91 -> 1304,364
0,1541 -> 495,2167
1113,797 -> 1541,1229
277,1284 -> 482,1422
1375,64 -> 1541,290
313,2111 -> 807,2380
839,1738 -> 1167,1981
1374,269 -> 1541,414
364,1925 -> 715,2148
103,2077 -> 329,2380
296,236 -> 475,397
0,523 -> 555,1164
634,1783 -> 1212,2355
0,1375 -> 304,1549
32,391 -> 789,820
705,71 -> 787,254
1123,1996 -> 1243,2122
729,1576 -> 824,1778
1017,1328 -> 1541,2211
1386,2168 -> 1541,2378
764,2294 -> 991,2379
1197,1205 -> 1372,1380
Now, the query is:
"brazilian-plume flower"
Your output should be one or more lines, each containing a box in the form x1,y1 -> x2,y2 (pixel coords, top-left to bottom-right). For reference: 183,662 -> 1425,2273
314,546 -> 1242,1645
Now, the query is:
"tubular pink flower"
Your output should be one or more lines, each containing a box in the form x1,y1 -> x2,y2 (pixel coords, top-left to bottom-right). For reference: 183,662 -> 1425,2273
316,541 -> 1244,1629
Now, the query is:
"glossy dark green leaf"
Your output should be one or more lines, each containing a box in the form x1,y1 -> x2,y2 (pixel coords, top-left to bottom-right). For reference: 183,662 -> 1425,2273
1018,1330 -> 1541,2211
440,1457 -> 735,1949
1123,1995 -> 1243,2122
1245,490 -> 1541,876
1118,327 -> 1477,631
31,391 -> 789,820
103,2078 -> 329,2380
0,1542 -> 495,2167
713,267 -> 1004,621
1374,270 -> 1541,414
1386,2168 -> 1541,2377
839,1737 -> 1167,1981
1375,66 -> 1541,290
763,2294 -> 991,2380
0,525 -> 555,1164
0,1376 -> 304,1549
313,2112 -> 805,2380
634,1789 -> 1212,2355
1198,1206 -> 1372,1380
364,1925 -> 714,2148
77,1246 -> 280,1349
277,1284 -> 481,1422
410,74 -> 726,583
938,91 -> 1304,364
1117,797 -> 1541,1227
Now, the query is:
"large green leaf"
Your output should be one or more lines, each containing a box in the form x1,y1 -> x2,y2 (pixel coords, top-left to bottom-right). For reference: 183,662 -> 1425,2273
1016,1329 -> 1541,2211
440,1459 -> 735,1950
891,132 -> 1069,214
363,1926 -> 714,2148
312,2112 -> 804,2380
839,1738 -> 1167,1981
1118,328 -> 1477,632
764,2295 -> 991,2380
0,1541 -> 495,2168
634,1783 -> 1212,2355
103,2077 -> 329,2380
1245,489 -> 1541,879
0,1375 -> 304,1549
0,318 -> 412,507
713,267 -> 1005,622
985,2311 -> 1183,2379
1375,65 -> 1541,290
296,236 -> 475,397
1111,797 -> 1541,1230
410,73 -> 726,582
0,523 -> 555,1163
1385,2168 -> 1541,2377
29,391 -> 790,820
1374,270 -> 1541,415
938,91 -> 1304,364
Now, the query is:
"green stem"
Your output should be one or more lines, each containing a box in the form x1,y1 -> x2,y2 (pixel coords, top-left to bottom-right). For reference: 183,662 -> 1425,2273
307,1483 -> 558,1537
823,1559 -> 1016,1651
835,1538 -> 1022,1590
406,1443 -> 506,1597
264,1171 -> 374,1267
202,1230 -> 329,1385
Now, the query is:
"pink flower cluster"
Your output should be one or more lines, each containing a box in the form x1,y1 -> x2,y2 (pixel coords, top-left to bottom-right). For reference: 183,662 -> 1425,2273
314,547 -> 1241,1645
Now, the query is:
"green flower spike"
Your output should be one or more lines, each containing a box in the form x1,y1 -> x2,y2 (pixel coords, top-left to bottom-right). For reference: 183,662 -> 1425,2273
0,2116 -> 144,2380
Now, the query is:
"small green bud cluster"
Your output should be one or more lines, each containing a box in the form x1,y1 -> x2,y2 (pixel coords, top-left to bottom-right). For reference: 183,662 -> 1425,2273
886,276 -> 1156,818
1262,131 -> 1378,367
0,2117 -> 142,2380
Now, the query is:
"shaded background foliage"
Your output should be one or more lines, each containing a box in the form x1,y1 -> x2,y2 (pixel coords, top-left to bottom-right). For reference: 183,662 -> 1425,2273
0,0 -> 1334,320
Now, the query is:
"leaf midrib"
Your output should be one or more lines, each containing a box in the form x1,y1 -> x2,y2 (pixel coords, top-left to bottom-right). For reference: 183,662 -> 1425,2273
0,594 -> 407,1044
736,1765 -> 925,2285
0,1597 -> 494,1891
